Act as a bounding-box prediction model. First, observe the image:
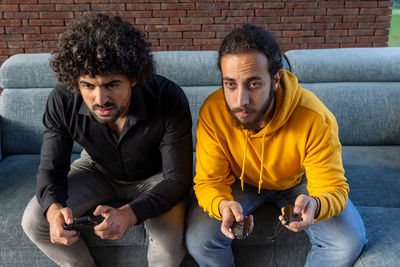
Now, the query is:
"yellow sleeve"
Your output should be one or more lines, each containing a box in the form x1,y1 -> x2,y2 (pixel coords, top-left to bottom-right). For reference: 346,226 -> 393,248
304,113 -> 349,221
194,108 -> 235,220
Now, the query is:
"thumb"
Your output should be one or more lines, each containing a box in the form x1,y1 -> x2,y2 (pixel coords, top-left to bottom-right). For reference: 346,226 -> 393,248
94,205 -> 111,217
294,194 -> 308,214
60,207 -> 74,225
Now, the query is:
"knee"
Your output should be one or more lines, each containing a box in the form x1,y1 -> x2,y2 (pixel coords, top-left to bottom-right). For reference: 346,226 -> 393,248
21,202 -> 48,242
341,223 -> 366,259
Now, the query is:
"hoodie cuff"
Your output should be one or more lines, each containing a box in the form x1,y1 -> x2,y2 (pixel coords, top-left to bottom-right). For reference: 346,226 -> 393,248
211,195 -> 234,220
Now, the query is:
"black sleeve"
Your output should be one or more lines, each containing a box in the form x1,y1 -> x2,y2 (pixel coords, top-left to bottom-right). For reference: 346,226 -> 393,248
36,86 -> 73,215
129,78 -> 193,223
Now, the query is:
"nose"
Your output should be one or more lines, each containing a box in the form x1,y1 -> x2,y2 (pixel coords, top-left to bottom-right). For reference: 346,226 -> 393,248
236,86 -> 250,107
94,87 -> 109,106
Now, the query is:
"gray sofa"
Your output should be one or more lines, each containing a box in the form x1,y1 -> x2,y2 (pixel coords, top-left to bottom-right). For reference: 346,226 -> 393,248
0,48 -> 399,266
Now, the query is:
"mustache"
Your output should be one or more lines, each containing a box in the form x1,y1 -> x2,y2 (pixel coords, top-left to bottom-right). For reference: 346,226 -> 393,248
230,106 -> 256,114
92,102 -> 116,110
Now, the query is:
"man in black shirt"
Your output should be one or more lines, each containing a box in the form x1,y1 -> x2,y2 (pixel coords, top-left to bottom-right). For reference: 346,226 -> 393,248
21,14 -> 193,267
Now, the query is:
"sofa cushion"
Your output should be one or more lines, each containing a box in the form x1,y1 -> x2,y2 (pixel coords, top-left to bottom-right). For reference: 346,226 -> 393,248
285,48 -> 400,83
301,82 -> 400,145
342,146 -> 400,208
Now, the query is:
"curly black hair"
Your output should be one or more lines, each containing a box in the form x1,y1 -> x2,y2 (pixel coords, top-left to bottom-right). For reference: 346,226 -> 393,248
50,14 -> 154,93
218,24 -> 283,79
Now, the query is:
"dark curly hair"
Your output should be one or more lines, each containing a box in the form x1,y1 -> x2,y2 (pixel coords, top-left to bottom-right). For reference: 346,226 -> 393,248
50,14 -> 154,92
218,24 -> 282,79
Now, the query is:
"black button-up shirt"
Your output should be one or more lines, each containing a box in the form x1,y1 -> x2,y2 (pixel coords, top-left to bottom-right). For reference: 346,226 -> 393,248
36,75 -> 193,223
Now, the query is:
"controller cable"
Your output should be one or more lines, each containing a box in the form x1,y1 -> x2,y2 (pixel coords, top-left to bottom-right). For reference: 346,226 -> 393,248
265,218 -> 287,267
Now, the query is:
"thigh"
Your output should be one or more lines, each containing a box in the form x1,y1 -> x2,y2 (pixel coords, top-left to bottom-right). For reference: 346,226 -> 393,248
66,156 -> 116,216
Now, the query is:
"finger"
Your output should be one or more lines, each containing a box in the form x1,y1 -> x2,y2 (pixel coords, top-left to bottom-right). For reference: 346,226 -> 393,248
220,209 -> 235,239
94,205 -> 111,217
248,215 -> 254,234
60,207 -> 74,225
230,203 -> 244,223
294,194 -> 308,214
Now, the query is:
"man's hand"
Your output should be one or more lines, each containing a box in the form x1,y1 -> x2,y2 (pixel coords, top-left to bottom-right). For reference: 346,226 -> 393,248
93,204 -> 137,240
218,200 -> 254,239
279,194 -> 318,232
46,203 -> 79,246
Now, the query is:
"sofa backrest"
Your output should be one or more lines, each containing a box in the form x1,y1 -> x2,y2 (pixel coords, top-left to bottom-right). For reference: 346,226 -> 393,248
284,47 -> 400,145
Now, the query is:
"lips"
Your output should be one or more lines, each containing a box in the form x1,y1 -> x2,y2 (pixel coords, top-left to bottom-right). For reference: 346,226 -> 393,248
237,111 -> 250,118
95,107 -> 114,116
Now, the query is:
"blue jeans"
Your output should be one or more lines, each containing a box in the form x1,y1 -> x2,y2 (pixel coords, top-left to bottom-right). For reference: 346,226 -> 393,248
186,179 -> 367,267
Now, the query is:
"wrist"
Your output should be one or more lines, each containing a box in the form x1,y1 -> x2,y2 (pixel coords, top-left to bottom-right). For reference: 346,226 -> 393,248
119,205 -> 138,227
311,196 -> 321,219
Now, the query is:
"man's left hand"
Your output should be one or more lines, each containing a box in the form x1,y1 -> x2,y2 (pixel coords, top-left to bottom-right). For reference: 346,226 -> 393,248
93,204 -> 138,240
279,194 -> 318,232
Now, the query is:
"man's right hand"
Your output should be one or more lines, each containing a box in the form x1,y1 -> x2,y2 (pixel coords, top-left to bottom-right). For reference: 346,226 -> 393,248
46,203 -> 79,246
218,200 -> 254,239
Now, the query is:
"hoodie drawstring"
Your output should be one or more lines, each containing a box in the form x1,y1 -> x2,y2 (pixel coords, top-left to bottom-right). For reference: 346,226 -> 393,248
258,133 -> 266,193
239,131 -> 249,191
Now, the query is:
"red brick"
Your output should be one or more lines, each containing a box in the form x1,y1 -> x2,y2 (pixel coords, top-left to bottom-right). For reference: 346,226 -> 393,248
42,40 -> 59,47
127,4 -> 161,11
345,1 -> 377,8
188,10 -> 220,17
91,4 -> 125,11
315,16 -> 342,23
375,29 -> 389,36
357,36 -> 388,43
160,39 -> 192,46
319,1 -> 344,8
55,4 -> 90,11
275,37 -> 292,44
121,11 -> 152,18
282,30 -> 315,37
373,42 -> 388,47
256,9 -> 290,16
360,8 -> 391,15
214,17 -> 247,24
40,12 -> 73,19
285,2 -> 318,9
264,2 -> 285,9
145,25 -> 167,32
326,36 -> 356,43
180,17 -> 213,25
348,29 -> 374,36
193,38 -> 222,46
39,0 -> 73,3
0,19 -> 22,27
0,34 -> 23,41
327,8 -> 359,15
4,12 -> 39,19
41,26 -> 67,33
135,18 -> 169,25
293,36 -> 324,44
196,3 -> 229,10
248,16 -> 281,24
3,0 -> 37,3
29,19 -> 65,26
149,32 -> 182,39
151,46 -> 167,52
293,8 -> 326,16
24,33 -> 58,41
74,0 -> 108,3
161,3 -> 194,10
222,10 -> 254,17
302,23 -> 334,30
359,22 -> 389,29
230,3 -> 263,9
167,25 -> 201,32
280,44 -> 301,51
201,45 -> 219,51
25,48 -> 53,53
169,18 -> 180,25
378,1 -> 393,8
343,16 -> 375,22
6,27 -> 40,34
281,16 -> 314,23
0,5 -> 19,12
148,39 -> 159,46
316,29 -> 348,36
7,41 -> 42,48
167,45 -> 200,51
216,31 -> 231,38
202,24 -> 235,32
0,42 -> 7,48
335,23 -> 358,30
20,4 -> 55,12
183,31 -> 216,39
376,15 -> 392,22
269,23 -> 302,30
308,43 -> 340,49
153,10 -> 187,18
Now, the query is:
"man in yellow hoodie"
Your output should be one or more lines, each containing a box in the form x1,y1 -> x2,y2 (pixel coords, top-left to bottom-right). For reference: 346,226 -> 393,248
186,24 -> 366,266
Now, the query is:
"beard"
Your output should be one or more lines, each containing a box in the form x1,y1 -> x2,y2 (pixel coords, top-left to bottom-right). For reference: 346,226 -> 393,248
91,99 -> 129,124
225,82 -> 275,131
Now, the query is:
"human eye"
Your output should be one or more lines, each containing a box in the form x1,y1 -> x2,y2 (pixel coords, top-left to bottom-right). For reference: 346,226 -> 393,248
248,81 -> 261,89
106,83 -> 119,89
224,81 -> 236,89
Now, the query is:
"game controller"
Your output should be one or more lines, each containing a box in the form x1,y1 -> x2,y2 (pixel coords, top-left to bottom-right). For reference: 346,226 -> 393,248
62,215 -> 104,231
231,216 -> 251,239
282,204 -> 302,225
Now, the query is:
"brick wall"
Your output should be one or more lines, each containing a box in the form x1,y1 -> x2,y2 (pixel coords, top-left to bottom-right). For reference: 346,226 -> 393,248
0,0 -> 393,67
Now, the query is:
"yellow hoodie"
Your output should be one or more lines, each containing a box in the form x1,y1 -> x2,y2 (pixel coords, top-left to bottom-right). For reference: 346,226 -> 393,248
194,70 -> 349,222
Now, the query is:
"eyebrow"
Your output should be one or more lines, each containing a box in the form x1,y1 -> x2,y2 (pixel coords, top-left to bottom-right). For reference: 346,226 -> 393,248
79,79 -> 122,86
222,76 -> 263,82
